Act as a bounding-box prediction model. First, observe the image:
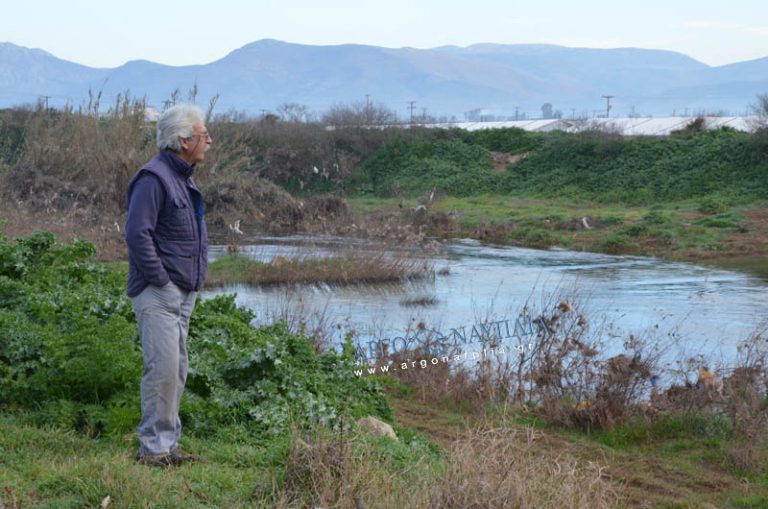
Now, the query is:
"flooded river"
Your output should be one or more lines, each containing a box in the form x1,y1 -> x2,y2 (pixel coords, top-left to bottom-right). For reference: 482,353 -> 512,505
203,235 -> 768,369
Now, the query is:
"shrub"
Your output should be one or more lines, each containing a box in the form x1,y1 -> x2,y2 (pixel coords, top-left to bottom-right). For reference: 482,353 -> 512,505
184,296 -> 392,435
358,137 -> 496,196
456,127 -> 543,154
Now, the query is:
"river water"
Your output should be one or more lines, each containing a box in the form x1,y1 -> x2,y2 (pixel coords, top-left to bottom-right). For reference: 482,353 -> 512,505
203,235 -> 768,369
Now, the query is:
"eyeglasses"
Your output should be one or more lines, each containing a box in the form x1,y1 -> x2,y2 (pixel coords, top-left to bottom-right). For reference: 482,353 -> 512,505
187,131 -> 211,141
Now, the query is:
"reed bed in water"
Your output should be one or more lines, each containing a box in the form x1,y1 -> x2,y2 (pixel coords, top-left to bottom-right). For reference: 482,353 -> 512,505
207,251 -> 434,287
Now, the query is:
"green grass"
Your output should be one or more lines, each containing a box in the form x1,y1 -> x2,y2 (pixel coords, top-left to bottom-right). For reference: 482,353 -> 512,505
348,194 -> 762,262
0,409 -> 449,509
0,414 -> 286,508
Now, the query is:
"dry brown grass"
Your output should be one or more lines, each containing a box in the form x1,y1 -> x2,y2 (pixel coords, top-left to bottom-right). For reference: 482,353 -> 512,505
429,424 -> 616,508
270,421 -> 616,509
362,291 -> 661,432
4,96 -> 153,222
381,342 -> 516,415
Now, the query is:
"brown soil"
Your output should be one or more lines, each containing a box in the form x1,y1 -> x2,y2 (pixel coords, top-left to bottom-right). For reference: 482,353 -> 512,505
718,207 -> 768,257
490,151 -> 529,173
388,390 -> 470,449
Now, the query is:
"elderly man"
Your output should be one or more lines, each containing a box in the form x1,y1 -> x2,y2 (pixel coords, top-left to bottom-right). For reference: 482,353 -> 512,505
125,103 -> 211,467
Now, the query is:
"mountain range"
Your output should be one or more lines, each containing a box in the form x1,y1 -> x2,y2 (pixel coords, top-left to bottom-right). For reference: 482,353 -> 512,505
1,39 -> 766,119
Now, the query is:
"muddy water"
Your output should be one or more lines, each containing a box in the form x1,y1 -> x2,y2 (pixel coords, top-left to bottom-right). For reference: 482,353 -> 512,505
203,235 -> 768,367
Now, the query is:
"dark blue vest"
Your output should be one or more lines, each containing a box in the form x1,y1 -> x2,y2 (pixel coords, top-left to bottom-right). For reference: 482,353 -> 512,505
126,151 -> 208,294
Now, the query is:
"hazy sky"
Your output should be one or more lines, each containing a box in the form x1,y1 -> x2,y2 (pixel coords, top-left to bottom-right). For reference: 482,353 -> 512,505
3,0 -> 767,68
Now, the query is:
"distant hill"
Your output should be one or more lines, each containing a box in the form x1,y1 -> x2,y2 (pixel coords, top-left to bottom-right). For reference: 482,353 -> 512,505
1,39 -> 766,118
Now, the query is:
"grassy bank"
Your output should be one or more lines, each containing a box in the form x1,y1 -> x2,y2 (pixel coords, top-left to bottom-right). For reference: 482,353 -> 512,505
351,195 -> 768,264
4,385 -> 768,508
349,123 -> 768,265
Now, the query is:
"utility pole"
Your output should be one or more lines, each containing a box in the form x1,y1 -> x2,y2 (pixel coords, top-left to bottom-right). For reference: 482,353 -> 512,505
408,101 -> 416,125
602,95 -> 614,118
41,95 -> 51,110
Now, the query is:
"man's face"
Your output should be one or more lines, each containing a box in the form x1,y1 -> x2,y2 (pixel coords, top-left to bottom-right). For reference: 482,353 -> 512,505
179,120 -> 212,165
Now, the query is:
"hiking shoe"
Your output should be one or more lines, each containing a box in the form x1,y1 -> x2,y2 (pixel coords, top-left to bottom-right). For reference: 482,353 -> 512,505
135,451 -> 179,468
170,445 -> 200,464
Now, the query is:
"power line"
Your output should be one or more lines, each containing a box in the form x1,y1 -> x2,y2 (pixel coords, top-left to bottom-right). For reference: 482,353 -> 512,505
602,95 -> 614,118
407,100 -> 416,125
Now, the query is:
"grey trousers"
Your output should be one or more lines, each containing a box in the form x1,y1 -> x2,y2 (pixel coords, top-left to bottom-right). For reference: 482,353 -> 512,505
131,281 -> 197,456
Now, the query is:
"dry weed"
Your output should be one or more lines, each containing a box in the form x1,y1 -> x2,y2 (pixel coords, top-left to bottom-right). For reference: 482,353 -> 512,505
429,424 -> 616,509
272,421 -> 616,509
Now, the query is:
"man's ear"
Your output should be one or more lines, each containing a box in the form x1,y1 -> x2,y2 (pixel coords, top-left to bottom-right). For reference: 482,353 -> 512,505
178,137 -> 190,152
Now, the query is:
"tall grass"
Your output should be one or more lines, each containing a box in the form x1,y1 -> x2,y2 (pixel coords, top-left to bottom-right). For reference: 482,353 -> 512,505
4,96 -> 153,221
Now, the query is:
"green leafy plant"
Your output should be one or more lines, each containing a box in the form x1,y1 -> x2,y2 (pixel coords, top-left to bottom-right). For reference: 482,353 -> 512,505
0,231 -> 392,439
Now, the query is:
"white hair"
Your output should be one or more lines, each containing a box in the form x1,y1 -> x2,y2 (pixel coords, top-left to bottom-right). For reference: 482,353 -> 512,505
156,104 -> 204,151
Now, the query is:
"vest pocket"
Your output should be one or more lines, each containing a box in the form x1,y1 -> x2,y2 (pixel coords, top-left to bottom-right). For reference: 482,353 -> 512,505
161,197 -> 193,240
155,239 -> 195,289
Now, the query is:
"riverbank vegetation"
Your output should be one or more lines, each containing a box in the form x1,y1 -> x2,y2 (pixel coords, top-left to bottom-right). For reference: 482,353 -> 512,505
2,99 -> 767,265
3,232 -> 768,507
352,194 -> 768,262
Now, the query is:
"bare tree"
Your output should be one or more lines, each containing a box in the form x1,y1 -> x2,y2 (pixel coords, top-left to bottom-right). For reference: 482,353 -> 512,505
322,101 -> 398,128
277,102 -> 314,123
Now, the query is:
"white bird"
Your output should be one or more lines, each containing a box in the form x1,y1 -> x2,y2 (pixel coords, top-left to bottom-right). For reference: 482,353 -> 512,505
228,219 -> 244,235
313,165 -> 320,174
